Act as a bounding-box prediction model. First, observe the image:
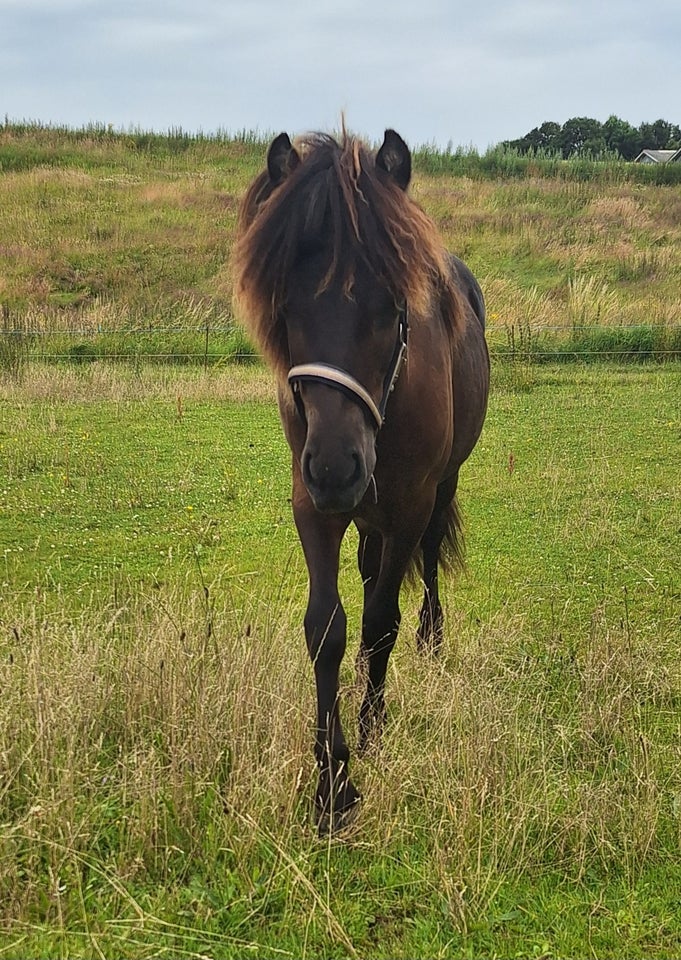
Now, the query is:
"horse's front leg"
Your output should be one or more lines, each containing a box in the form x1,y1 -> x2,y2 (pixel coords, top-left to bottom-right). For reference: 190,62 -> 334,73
293,496 -> 360,833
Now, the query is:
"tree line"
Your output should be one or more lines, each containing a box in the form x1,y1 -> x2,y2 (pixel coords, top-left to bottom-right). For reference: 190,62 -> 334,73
505,116 -> 681,160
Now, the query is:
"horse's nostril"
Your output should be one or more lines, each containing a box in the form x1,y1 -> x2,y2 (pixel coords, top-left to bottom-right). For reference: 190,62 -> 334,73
304,450 -> 362,492
303,451 -> 313,482
303,451 -> 329,488
349,453 -> 361,486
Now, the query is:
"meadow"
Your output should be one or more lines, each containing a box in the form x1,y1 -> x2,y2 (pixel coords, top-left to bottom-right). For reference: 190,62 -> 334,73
1,360 -> 680,959
0,125 -> 680,957
1,123 -> 681,365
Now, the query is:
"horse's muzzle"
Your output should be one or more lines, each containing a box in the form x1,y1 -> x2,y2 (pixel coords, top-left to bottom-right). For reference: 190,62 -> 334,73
302,447 -> 371,514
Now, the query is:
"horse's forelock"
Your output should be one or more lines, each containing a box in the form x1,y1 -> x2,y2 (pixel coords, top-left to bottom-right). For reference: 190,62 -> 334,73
233,134 -> 463,379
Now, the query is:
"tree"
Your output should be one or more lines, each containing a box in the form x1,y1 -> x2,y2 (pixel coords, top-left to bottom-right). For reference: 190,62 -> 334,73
558,117 -> 606,158
603,115 -> 641,160
638,119 -> 681,150
506,116 -> 681,159
520,121 -> 562,153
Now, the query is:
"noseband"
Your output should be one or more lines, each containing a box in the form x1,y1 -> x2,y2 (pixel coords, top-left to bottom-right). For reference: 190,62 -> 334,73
287,304 -> 409,430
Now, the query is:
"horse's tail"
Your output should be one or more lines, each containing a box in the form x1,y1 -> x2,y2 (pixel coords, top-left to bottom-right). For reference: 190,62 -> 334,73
407,491 -> 465,583
438,494 -> 465,574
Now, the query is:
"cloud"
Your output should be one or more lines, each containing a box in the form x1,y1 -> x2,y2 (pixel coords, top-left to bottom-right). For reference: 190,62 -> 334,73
1,0 -> 680,147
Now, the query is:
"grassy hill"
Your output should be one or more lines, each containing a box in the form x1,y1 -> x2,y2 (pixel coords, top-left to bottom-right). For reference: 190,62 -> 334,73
1,122 -> 680,365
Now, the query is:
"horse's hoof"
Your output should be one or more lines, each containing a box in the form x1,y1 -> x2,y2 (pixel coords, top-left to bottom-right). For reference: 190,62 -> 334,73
316,793 -> 362,837
315,772 -> 362,836
416,630 -> 444,656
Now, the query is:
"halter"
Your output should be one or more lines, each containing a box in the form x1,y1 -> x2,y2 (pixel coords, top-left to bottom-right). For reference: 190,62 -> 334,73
288,304 -> 409,430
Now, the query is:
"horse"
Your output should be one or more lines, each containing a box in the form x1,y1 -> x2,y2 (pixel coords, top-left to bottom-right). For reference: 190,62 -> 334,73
233,128 -> 489,833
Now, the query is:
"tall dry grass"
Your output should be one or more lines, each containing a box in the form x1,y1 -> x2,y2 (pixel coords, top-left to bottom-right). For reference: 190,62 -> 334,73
0,359 -> 277,404
2,572 -> 678,938
0,582 -> 312,924
2,133 -> 681,362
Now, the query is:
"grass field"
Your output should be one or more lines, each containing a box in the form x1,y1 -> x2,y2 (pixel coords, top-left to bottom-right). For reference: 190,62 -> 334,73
1,122 -> 680,957
1,360 -> 680,958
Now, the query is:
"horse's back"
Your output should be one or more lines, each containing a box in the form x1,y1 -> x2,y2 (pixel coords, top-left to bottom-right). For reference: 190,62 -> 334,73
450,254 -> 486,330
448,254 -> 490,470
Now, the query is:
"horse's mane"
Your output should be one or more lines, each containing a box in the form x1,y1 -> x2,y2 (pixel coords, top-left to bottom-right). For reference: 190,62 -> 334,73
233,132 -> 464,380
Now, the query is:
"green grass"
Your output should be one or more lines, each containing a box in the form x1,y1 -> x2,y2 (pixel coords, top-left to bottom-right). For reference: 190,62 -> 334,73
496,322 -> 681,363
413,141 -> 681,185
0,367 -> 286,602
1,362 -> 680,958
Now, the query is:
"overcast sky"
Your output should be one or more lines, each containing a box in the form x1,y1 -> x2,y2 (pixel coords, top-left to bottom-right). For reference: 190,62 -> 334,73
2,0 -> 680,150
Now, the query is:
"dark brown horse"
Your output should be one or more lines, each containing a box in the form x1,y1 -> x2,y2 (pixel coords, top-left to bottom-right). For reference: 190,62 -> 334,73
234,129 -> 489,832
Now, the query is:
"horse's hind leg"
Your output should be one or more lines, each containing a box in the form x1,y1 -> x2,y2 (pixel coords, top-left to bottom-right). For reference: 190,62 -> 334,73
358,520 -> 428,753
417,473 -> 459,654
355,529 -> 382,680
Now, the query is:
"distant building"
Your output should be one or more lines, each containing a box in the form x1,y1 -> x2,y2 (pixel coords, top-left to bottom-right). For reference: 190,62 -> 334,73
634,148 -> 681,164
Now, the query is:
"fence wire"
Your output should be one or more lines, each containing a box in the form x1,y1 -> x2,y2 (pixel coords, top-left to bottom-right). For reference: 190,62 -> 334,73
1,324 -> 680,366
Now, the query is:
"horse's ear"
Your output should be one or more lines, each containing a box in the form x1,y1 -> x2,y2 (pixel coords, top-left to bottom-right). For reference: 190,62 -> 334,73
376,129 -> 411,191
267,132 -> 301,186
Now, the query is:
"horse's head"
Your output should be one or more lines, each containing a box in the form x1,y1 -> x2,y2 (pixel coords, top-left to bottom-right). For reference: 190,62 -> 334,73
269,130 -> 411,514
285,259 -> 409,514
235,128 -> 459,515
